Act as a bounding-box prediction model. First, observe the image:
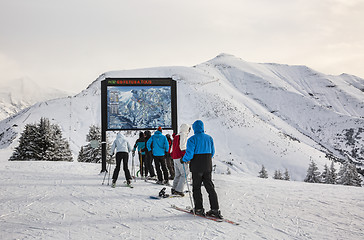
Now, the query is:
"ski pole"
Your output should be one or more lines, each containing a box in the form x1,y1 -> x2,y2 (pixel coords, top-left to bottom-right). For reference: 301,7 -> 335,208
107,160 -> 112,185
139,151 -> 143,178
102,161 -> 109,185
182,162 -> 195,215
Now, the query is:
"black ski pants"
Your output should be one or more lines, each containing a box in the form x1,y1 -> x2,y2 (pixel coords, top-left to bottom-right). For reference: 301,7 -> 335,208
145,151 -> 156,177
192,171 -> 219,210
112,152 -> 131,182
138,154 -> 147,177
153,155 -> 169,182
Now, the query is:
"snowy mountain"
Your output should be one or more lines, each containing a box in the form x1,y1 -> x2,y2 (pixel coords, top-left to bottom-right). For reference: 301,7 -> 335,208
0,77 -> 73,120
0,54 -> 363,180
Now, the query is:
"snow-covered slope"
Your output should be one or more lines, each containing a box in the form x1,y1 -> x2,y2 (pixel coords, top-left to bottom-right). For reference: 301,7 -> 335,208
0,157 -> 362,239
0,77 -> 73,120
0,54 -> 363,180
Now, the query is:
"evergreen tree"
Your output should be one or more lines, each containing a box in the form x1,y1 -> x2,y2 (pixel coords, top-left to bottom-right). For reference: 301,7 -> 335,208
321,162 -> 337,184
273,170 -> 283,180
77,125 -> 111,163
329,161 -> 338,184
338,161 -> 362,187
50,124 -> 73,161
283,168 -> 290,181
9,124 -> 38,160
321,164 -> 330,184
9,118 -> 72,161
304,160 -> 321,183
258,165 -> 268,178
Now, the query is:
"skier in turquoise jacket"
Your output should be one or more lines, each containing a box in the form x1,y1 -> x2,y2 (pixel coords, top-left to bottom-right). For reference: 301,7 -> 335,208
181,120 -> 222,219
147,127 -> 170,185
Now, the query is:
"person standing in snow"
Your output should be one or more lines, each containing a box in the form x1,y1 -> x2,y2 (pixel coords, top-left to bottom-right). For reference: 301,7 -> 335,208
143,130 -> 156,179
132,132 -> 147,178
147,127 -> 170,185
165,134 -> 174,180
170,123 -> 191,196
181,120 -> 223,219
110,132 -> 132,187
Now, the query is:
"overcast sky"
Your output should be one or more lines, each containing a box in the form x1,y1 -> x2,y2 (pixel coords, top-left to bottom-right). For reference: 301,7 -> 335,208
1,0 -> 363,93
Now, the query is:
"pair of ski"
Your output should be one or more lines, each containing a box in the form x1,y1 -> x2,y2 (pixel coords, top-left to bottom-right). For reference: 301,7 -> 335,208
171,205 -> 239,225
111,181 -> 134,188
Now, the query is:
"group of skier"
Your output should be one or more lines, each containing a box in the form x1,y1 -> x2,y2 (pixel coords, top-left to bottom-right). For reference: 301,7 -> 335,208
109,120 -> 223,219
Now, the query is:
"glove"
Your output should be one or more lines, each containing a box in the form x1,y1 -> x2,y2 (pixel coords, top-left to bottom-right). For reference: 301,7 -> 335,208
180,158 -> 185,164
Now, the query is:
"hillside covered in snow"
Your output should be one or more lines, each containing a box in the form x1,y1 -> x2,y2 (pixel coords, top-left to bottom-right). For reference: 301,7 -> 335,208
0,156 -> 363,239
0,54 -> 363,180
0,77 -> 72,120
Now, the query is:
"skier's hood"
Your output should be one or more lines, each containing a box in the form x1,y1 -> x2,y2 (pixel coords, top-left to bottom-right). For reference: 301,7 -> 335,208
179,123 -> 191,135
153,130 -> 163,137
192,120 -> 204,134
116,132 -> 125,140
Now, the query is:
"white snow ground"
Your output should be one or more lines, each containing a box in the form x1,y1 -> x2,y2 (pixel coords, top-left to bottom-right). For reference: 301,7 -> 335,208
1,150 -> 363,240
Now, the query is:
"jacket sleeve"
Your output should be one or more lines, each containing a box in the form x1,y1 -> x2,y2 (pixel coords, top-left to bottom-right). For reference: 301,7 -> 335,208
110,141 -> 116,155
133,141 -> 137,151
179,133 -> 188,151
182,137 -> 195,162
147,137 -> 153,151
164,137 -> 169,153
127,141 -> 132,152
210,136 -> 215,158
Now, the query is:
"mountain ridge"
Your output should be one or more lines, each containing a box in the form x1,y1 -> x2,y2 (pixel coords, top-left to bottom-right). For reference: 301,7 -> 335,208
0,77 -> 73,120
1,54 -> 363,180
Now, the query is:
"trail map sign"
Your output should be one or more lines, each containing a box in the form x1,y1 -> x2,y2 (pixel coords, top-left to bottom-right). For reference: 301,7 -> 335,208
100,78 -> 177,172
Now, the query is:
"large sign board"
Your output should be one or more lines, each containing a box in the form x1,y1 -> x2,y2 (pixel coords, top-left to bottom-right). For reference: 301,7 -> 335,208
100,78 -> 177,172
101,78 -> 177,131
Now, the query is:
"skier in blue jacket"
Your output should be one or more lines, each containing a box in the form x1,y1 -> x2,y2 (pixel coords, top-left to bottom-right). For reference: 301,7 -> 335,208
181,120 -> 222,219
147,127 -> 170,185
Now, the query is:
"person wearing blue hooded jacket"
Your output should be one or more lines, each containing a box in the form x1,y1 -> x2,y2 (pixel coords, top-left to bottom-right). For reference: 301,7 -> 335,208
181,120 -> 223,219
147,127 -> 170,185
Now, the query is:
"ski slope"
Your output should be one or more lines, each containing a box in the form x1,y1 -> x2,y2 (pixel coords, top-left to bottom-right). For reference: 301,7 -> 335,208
1,150 -> 362,240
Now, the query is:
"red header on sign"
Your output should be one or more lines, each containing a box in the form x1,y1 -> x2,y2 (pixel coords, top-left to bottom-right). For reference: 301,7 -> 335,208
107,79 -> 152,85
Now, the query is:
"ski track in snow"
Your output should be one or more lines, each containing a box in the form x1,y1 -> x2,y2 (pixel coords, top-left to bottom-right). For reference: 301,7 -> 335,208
0,158 -> 363,240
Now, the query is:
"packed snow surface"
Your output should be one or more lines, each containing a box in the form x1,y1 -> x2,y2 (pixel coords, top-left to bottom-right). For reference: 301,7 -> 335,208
0,150 -> 363,240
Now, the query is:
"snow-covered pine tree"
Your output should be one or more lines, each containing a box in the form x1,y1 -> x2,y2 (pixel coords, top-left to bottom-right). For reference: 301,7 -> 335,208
321,164 -> 330,184
321,162 -> 337,184
273,170 -> 283,180
50,123 -> 73,161
77,146 -> 86,162
329,161 -> 337,184
9,123 -> 38,160
9,118 -> 72,161
258,165 -> 268,178
283,168 -> 290,181
304,160 -> 321,183
77,125 -> 111,163
338,161 -> 362,187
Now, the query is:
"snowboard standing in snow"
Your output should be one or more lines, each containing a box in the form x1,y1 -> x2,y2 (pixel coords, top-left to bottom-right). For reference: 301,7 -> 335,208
149,187 -> 184,199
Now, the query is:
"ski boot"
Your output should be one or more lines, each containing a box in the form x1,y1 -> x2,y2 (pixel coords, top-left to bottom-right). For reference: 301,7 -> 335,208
192,208 -> 205,216
206,209 -> 223,219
